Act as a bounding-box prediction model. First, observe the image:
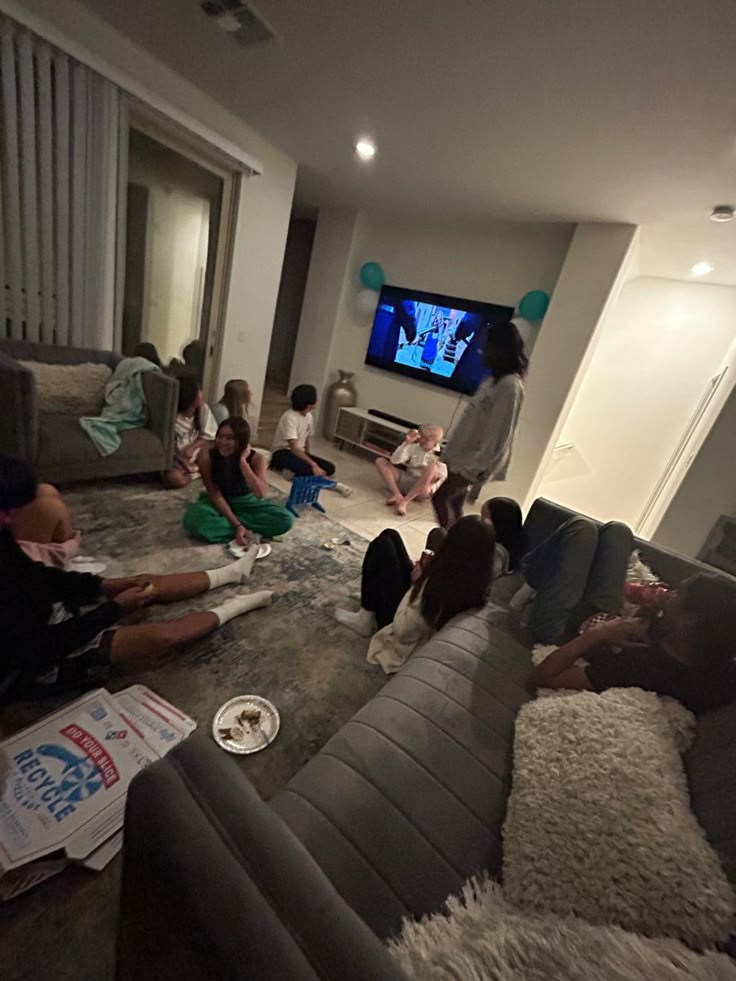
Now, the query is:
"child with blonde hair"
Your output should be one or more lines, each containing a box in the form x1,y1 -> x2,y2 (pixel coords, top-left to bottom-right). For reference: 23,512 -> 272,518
213,378 -> 252,426
376,424 -> 447,515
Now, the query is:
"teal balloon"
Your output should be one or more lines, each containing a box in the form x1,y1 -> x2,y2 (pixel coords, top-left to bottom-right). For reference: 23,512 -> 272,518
518,290 -> 550,321
360,261 -> 385,291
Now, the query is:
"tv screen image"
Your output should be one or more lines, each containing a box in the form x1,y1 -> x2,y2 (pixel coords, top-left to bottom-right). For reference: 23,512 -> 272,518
365,284 -> 514,396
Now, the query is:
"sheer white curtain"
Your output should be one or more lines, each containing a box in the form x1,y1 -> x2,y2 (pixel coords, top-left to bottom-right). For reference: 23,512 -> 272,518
0,15 -> 125,349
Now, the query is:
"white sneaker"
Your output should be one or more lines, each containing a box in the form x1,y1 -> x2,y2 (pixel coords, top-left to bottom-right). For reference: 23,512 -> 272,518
334,606 -> 376,637
334,481 -> 353,497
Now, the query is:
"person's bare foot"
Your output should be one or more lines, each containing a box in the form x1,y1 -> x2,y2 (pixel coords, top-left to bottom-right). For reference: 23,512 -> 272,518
396,499 -> 408,516
386,494 -> 400,506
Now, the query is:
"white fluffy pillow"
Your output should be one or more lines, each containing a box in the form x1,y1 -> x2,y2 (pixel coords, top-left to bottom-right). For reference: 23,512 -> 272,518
502,689 -> 735,945
20,360 -> 111,416
390,877 -> 736,981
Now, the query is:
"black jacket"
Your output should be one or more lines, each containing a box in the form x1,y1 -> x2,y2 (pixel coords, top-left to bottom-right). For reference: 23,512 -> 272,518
0,531 -> 121,693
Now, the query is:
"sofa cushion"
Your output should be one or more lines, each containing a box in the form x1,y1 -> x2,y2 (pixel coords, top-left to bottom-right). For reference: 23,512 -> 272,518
503,689 -> 735,945
38,413 -> 162,468
19,360 -> 111,416
271,606 -> 531,940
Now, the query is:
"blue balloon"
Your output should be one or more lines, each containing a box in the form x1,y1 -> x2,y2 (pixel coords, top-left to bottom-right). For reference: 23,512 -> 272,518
360,261 -> 385,291
518,290 -> 550,321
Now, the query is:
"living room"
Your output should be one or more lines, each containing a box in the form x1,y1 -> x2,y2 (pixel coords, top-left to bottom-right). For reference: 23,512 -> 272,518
2,1 -> 736,980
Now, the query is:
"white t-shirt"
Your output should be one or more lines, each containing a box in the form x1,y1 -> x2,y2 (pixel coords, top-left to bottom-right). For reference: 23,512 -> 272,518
390,441 -> 446,481
272,408 -> 313,452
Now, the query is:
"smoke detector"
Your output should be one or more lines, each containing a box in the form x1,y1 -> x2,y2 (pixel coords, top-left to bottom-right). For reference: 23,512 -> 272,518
200,1 -> 275,46
710,205 -> 735,223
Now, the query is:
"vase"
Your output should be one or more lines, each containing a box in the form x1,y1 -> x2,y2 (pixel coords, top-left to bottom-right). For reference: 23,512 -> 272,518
323,370 -> 357,439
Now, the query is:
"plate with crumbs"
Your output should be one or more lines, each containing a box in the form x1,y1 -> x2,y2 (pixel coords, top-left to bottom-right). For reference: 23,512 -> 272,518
212,695 -> 280,754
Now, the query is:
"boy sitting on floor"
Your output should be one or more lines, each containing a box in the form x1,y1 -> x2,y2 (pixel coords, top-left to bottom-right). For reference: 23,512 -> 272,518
376,424 -> 447,515
271,384 -> 352,496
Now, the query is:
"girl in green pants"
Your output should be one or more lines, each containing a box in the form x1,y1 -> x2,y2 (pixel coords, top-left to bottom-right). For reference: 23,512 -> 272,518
184,417 -> 293,544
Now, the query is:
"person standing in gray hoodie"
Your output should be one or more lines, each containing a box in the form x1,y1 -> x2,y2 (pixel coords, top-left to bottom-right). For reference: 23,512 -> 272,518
433,321 -> 528,528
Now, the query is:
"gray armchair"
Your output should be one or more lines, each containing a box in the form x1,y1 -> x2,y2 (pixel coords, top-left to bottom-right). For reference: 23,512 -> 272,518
0,339 -> 177,484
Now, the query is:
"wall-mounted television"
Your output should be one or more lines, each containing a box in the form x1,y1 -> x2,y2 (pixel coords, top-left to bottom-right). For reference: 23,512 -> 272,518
365,284 -> 514,396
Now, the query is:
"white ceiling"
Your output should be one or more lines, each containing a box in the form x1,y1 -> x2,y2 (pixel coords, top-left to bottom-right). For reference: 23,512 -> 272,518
78,0 -> 736,226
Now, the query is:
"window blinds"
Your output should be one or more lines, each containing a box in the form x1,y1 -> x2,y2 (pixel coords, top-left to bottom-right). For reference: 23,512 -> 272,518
0,15 -> 124,349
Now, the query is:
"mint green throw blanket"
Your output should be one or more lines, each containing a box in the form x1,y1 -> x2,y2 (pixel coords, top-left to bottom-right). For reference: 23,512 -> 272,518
80,357 -> 161,456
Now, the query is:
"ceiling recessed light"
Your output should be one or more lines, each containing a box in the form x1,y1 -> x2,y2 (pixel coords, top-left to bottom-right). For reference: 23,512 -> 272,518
354,138 -> 376,161
691,261 -> 713,277
710,205 -> 734,223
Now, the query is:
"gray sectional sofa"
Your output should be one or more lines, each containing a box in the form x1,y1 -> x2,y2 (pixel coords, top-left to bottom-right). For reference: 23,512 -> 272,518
0,339 -> 177,484
115,500 -> 736,981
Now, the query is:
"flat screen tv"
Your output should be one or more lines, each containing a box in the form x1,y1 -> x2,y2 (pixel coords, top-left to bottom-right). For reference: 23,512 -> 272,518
365,284 -> 514,396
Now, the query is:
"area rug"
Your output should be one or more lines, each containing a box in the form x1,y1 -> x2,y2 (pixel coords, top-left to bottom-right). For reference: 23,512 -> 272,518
0,478 -> 383,981
2,477 -> 383,800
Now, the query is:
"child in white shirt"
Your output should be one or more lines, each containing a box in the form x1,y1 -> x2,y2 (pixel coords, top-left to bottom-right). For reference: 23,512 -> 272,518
376,424 -> 447,515
270,384 -> 352,496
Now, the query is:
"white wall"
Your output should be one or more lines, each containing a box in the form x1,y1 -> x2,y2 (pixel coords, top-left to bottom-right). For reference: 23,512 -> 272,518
492,222 -> 639,508
313,212 -> 573,433
537,277 -> 736,527
4,0 -> 297,424
653,384 -> 736,558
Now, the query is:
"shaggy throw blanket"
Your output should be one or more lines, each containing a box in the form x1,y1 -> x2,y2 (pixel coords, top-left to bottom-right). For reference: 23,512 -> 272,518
502,689 -> 735,945
390,877 -> 736,981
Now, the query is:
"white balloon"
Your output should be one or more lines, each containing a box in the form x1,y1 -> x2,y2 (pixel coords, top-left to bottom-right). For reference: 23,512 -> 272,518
355,289 -> 379,322
510,315 -> 534,349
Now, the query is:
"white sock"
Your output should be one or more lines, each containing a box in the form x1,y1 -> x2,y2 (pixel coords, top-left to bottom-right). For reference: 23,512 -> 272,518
210,590 -> 273,626
334,606 -> 376,637
334,481 -> 353,497
509,581 -> 536,613
206,551 -> 258,589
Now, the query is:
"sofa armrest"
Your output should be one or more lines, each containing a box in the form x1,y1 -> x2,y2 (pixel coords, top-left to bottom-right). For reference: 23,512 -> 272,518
116,736 -> 408,981
142,372 -> 177,468
0,351 -> 38,463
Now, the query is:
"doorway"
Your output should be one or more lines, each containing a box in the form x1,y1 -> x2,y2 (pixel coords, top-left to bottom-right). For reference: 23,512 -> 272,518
121,116 -> 238,395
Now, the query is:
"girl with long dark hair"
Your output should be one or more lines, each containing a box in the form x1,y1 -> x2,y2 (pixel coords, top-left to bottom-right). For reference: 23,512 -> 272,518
183,417 -> 293,546
336,516 -> 497,674
162,375 -> 216,489
0,456 -> 273,701
434,321 -> 528,528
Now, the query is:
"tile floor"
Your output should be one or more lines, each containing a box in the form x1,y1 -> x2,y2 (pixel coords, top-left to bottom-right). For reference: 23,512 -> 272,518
267,432 -> 481,559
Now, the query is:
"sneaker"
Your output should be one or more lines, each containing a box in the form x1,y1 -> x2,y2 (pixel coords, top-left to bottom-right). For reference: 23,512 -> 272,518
334,481 -> 353,497
334,606 -> 376,637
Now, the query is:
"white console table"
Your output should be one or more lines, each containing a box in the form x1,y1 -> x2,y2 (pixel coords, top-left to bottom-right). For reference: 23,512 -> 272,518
334,406 -> 409,459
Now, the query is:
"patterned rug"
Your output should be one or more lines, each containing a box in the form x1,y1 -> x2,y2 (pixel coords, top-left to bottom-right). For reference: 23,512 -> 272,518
1,478 -> 385,981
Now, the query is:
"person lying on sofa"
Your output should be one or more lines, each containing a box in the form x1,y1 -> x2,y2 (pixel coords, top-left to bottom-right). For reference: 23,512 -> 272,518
0,456 -> 273,702
335,515 -> 497,673
526,516 -> 736,711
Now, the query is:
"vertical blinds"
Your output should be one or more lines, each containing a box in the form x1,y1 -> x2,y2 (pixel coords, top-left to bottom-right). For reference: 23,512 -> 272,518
0,16 -> 124,348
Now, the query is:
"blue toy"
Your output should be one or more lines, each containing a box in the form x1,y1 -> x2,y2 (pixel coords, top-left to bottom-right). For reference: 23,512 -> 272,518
285,475 -> 336,517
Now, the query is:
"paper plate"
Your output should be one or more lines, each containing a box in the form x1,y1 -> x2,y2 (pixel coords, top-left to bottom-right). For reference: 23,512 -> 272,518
227,542 -> 272,560
212,695 -> 280,754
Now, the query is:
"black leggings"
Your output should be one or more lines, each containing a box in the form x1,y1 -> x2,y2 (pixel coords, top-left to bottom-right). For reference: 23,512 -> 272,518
361,529 -> 414,629
270,449 -> 336,478
432,471 -> 470,529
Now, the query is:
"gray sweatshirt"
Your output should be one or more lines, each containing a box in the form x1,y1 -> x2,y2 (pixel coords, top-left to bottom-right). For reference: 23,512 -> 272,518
442,373 -> 525,484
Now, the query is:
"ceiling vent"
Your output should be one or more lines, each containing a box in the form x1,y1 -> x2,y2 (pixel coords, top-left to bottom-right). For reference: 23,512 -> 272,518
199,1 -> 275,46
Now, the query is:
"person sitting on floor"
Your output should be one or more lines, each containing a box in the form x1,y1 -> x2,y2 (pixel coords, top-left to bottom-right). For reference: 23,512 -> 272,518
376,424 -> 447,516
270,384 -> 352,497
335,515 -> 497,674
480,496 -> 527,578
1,462 -> 80,568
0,457 -> 273,702
184,416 -> 293,548
163,375 -> 217,489
213,378 -> 252,427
